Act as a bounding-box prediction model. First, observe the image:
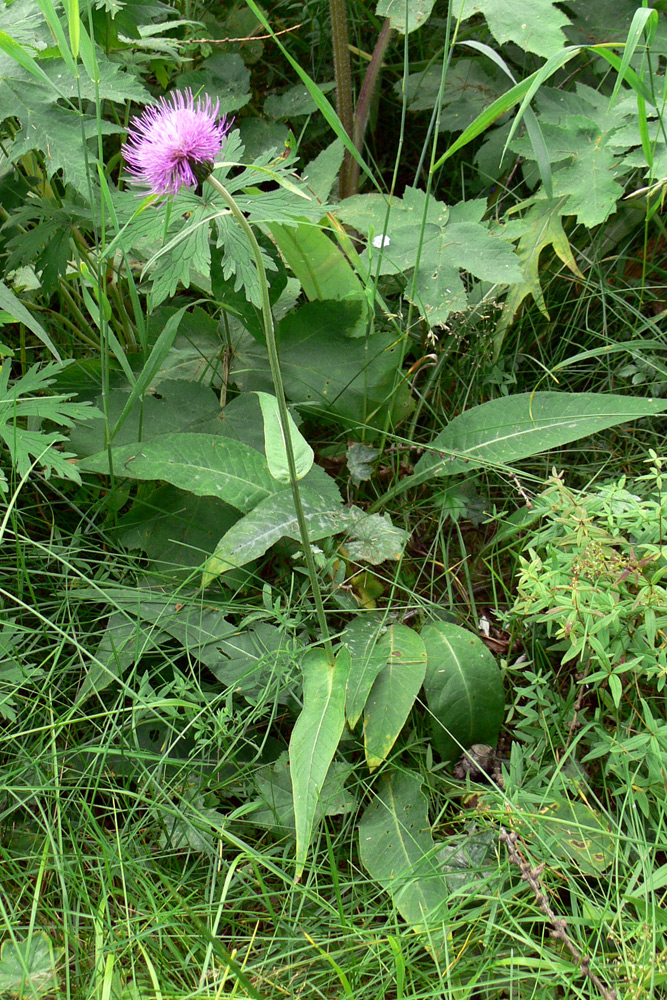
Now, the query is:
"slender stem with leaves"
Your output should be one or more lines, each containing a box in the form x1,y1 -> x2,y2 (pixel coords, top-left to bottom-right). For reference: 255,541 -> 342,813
206,173 -> 334,663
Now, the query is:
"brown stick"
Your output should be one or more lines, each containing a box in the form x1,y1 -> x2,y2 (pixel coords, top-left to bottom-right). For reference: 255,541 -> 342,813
500,828 -> 617,1000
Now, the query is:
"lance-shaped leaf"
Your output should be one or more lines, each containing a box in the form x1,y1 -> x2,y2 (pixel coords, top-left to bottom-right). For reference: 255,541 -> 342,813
415,392 -> 667,480
363,625 -> 427,770
202,487 -> 345,586
342,615 -> 389,729
79,433 -> 278,510
290,647 -> 350,878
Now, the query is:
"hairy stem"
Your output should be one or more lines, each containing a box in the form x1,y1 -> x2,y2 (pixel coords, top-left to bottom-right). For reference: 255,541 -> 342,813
206,173 -> 334,662
329,0 -> 355,199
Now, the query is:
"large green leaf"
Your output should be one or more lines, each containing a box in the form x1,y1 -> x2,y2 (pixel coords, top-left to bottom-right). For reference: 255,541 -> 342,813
422,622 -> 504,762
456,0 -> 571,58
0,932 -> 63,997
414,393 -> 667,480
336,189 -> 521,327
232,300 -> 411,427
363,625 -> 427,770
69,381 -> 224,457
358,770 -> 447,931
115,485 -> 240,578
80,433 -> 278,510
290,647 -> 350,877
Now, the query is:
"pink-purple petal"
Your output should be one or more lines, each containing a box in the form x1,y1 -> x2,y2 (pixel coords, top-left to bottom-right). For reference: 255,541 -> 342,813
122,88 -> 231,196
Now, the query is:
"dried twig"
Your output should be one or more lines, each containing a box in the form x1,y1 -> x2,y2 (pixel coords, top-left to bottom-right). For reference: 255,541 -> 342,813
500,828 -> 617,1000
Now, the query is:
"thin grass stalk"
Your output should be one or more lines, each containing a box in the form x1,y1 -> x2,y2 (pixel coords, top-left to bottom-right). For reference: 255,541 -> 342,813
206,173 -> 334,663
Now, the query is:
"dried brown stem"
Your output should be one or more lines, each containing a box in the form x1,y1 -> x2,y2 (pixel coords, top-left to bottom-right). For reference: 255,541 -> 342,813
500,828 -> 617,1000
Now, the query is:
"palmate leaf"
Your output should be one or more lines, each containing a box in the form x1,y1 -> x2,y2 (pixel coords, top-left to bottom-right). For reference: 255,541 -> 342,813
455,0 -> 571,58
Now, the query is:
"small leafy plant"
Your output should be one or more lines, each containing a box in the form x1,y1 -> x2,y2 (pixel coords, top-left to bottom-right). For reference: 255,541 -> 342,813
510,455 -> 667,711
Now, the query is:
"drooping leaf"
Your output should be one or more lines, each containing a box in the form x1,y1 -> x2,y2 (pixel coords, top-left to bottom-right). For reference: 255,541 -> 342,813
495,197 -> 583,348
79,433 -> 279,510
358,770 -> 447,931
202,486 -> 345,584
341,615 -> 389,729
414,392 -> 667,480
256,391 -> 314,483
422,621 -> 504,762
0,361 -> 100,491
290,647 -> 350,877
0,280 -> 60,359
363,625 -> 427,770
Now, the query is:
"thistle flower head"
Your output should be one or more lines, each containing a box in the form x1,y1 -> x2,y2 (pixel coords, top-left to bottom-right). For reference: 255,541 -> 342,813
123,89 -> 231,196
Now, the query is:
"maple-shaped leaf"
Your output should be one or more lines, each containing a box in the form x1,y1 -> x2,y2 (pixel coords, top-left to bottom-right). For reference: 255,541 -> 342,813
512,116 -> 625,227
337,188 -> 522,326
456,0 -> 571,58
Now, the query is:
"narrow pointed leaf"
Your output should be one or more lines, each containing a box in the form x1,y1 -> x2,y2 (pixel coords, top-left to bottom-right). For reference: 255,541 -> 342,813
79,433 -> 278,509
291,647 -> 350,877
342,615 -> 389,729
415,392 -> 667,480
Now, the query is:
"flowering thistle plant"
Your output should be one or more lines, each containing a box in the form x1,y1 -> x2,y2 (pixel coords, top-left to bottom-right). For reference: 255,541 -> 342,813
123,89 -> 231,196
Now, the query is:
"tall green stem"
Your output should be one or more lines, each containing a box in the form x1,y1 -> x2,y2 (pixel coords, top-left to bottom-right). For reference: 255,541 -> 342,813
206,174 -> 334,663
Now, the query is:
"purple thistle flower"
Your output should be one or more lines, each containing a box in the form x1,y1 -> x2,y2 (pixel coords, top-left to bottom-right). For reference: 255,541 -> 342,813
123,89 -> 231,196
